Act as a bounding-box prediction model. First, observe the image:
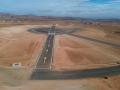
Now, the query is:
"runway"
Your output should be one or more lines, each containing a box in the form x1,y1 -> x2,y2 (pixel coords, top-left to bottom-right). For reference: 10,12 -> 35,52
30,26 -> 120,80
36,34 -> 54,69
31,27 -> 55,80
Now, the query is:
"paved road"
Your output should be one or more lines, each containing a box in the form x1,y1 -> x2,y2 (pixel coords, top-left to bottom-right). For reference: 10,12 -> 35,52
31,28 -> 55,80
28,27 -> 79,35
28,28 -> 120,48
31,65 -> 120,80
30,27 -> 120,80
36,34 -> 54,69
69,34 -> 120,48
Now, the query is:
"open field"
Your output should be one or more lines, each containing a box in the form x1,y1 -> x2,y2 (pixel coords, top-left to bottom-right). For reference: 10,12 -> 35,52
0,25 -> 46,67
0,20 -> 120,90
53,35 -> 120,71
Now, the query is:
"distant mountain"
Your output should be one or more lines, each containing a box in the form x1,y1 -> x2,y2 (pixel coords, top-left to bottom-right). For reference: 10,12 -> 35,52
0,12 -> 120,22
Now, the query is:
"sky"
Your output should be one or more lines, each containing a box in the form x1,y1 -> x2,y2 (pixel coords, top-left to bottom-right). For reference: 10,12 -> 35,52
0,0 -> 120,19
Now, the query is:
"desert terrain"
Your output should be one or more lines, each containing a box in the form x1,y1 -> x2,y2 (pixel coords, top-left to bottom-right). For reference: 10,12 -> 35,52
0,25 -> 47,67
0,20 -> 120,90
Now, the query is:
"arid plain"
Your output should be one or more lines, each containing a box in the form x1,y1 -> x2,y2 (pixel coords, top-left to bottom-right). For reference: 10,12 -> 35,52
0,20 -> 120,90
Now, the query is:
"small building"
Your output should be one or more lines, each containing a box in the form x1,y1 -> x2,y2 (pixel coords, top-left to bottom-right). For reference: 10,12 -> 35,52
12,63 -> 22,68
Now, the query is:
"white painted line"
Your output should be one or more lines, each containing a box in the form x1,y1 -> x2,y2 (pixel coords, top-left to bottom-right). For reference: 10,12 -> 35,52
43,57 -> 47,64
46,49 -> 48,52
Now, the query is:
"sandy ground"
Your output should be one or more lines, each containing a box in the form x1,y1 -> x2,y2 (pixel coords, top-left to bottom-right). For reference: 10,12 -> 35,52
0,76 -> 120,90
73,24 -> 120,44
53,35 -> 120,70
0,25 -> 47,67
0,22 -> 120,90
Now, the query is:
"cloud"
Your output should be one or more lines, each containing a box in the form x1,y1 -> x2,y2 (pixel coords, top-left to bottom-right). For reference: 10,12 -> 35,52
0,0 -> 120,19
